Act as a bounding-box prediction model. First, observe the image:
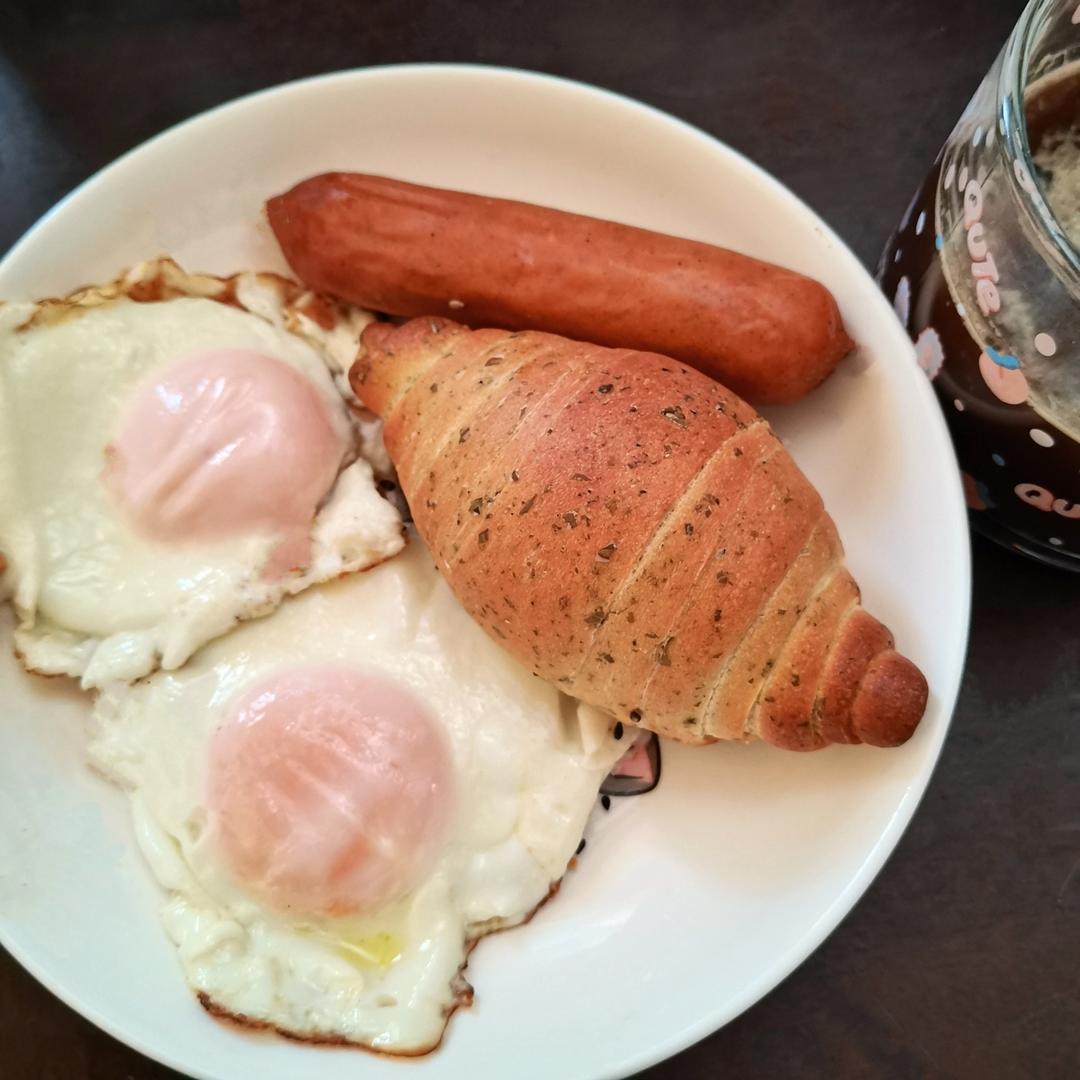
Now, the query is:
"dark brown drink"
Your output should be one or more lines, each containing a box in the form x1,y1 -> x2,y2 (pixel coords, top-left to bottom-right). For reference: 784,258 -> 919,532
877,12 -> 1080,569
1028,61 -> 1080,253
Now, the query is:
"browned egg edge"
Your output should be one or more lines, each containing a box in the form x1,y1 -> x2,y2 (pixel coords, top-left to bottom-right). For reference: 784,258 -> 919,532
11,255 -> 351,335
0,255 -> 405,680
195,876 -> 572,1057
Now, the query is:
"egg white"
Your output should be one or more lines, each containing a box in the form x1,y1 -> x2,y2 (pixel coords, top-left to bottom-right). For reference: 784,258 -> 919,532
0,260 -> 404,687
89,535 -> 622,1054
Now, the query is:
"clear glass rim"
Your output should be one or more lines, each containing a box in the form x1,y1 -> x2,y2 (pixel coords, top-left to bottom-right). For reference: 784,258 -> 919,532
1001,0 -> 1080,284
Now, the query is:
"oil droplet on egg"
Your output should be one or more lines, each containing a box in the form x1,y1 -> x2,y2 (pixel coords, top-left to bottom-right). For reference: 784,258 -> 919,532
298,912 -> 406,972
335,930 -> 403,970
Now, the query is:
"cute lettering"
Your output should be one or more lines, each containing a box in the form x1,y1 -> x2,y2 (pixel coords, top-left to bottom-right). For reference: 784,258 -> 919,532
1014,482 -> 1080,518
963,177 -> 983,227
971,250 -> 999,282
964,176 -> 1001,315
976,279 -> 1001,316
966,222 -> 987,260
1016,483 -> 1053,510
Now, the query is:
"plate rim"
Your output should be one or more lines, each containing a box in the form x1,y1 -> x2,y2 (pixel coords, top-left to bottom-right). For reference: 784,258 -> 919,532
0,60 -> 972,1080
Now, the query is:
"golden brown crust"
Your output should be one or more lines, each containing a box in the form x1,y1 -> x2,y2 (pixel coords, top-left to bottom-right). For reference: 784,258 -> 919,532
815,608 -> 896,745
851,650 -> 929,747
751,573 -> 858,750
352,319 -> 928,750
710,518 -> 841,742
576,422 -> 777,741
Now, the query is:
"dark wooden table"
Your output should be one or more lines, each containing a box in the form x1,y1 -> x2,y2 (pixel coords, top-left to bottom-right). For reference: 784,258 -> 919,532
2,2 -> 1078,1077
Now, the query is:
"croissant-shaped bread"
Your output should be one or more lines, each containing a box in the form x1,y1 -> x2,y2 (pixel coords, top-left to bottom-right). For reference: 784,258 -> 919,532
351,317 -> 928,750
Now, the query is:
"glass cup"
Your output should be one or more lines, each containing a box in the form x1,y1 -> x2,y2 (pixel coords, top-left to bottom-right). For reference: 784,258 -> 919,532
878,0 -> 1080,570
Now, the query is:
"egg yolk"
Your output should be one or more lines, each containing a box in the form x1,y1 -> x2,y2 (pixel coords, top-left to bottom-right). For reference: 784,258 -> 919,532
104,348 -> 344,571
207,666 -> 453,917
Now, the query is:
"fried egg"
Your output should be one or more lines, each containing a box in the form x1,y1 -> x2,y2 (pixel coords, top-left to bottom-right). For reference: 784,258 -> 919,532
89,535 -> 622,1054
0,259 -> 403,687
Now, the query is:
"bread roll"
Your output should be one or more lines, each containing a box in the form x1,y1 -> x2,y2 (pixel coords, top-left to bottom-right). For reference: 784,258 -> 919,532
351,317 -> 927,750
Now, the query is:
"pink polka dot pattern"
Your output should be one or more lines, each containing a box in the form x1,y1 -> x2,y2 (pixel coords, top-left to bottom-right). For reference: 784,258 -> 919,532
1034,332 -> 1056,357
893,276 -> 911,327
914,327 -> 945,380
877,147 -> 1079,566
978,351 -> 1029,404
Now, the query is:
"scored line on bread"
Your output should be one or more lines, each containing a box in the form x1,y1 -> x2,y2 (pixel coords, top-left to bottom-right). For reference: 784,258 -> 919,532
351,317 -> 928,751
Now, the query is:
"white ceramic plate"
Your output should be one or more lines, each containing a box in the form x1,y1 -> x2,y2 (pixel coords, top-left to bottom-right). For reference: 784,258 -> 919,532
0,64 -> 969,1080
